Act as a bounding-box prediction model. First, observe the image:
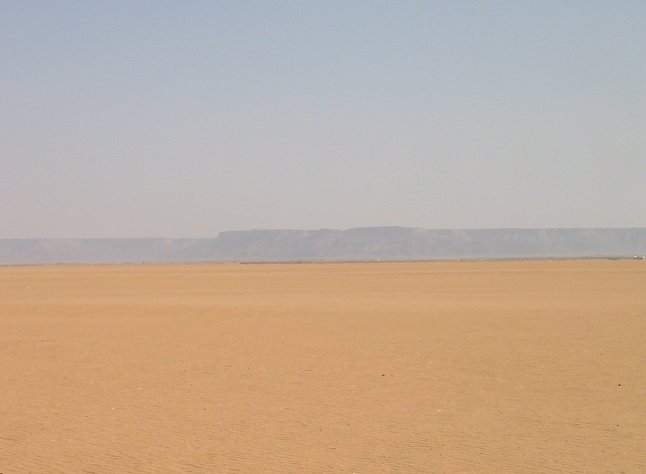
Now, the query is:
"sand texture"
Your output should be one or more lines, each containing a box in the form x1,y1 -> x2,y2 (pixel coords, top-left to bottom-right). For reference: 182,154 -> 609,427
1,260 -> 645,472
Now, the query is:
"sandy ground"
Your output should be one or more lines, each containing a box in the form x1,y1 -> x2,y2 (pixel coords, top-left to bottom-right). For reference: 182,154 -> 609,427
0,260 -> 644,473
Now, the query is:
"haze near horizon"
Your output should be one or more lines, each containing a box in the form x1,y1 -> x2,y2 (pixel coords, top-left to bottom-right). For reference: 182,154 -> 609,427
2,1 -> 645,238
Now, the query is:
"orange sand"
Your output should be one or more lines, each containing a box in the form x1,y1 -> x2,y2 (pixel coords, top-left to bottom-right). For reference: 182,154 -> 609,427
1,260 -> 644,472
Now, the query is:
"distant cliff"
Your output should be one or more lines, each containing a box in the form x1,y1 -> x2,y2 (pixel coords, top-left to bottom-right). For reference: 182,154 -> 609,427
2,227 -> 646,264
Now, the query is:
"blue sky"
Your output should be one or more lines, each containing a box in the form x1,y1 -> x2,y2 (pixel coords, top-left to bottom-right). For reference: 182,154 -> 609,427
1,1 -> 645,237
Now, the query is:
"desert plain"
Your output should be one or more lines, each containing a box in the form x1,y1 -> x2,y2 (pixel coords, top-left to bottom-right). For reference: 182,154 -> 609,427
0,259 -> 644,473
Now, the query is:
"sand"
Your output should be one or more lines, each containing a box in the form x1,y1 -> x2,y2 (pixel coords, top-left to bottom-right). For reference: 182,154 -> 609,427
1,260 -> 644,472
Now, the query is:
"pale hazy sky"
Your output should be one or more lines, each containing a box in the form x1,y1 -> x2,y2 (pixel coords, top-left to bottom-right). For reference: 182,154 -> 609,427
1,1 -> 645,238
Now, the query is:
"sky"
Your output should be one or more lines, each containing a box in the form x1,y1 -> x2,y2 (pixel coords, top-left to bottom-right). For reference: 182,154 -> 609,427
1,1 -> 645,238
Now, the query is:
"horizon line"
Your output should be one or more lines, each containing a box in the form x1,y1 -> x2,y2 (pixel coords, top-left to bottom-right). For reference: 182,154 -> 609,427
2,225 -> 646,240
